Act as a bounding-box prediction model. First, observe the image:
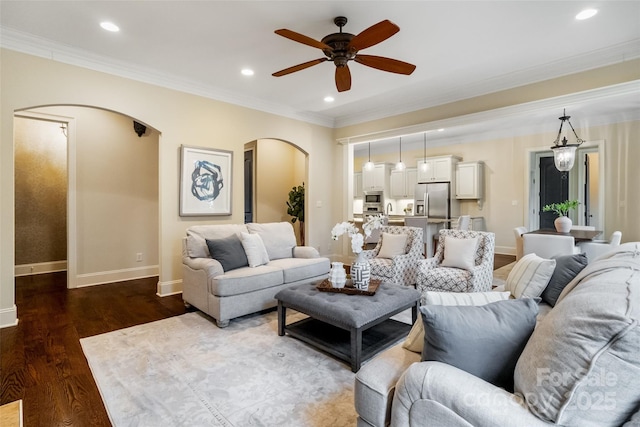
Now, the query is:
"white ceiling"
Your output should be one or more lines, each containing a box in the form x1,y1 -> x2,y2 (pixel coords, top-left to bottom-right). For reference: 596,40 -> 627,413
1,1 -> 639,155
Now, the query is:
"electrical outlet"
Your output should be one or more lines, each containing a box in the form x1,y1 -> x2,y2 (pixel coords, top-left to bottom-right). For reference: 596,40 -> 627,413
136,253 -> 143,262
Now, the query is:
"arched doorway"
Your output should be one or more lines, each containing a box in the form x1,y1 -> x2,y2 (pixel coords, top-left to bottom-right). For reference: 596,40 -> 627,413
14,106 -> 160,289
244,138 -> 308,245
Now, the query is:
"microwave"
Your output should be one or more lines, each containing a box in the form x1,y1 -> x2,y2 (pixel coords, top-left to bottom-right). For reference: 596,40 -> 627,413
364,191 -> 383,203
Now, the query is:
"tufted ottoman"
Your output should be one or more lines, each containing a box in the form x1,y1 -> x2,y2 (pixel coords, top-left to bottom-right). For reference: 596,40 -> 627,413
275,282 -> 420,372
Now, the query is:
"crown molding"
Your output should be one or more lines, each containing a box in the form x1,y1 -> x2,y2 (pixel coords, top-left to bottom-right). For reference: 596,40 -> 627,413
0,27 -> 335,128
2,26 -> 638,131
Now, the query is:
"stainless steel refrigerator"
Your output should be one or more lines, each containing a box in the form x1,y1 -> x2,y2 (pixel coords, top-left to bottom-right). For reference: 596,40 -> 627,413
413,182 -> 454,219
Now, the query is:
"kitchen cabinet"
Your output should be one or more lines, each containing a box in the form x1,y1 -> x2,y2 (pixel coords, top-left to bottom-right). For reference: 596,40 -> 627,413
416,155 -> 460,183
456,161 -> 484,199
353,172 -> 363,198
362,163 -> 392,192
390,168 -> 417,198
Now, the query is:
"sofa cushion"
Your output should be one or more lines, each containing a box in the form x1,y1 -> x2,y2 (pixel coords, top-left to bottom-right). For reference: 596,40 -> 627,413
210,266 -> 284,297
506,253 -> 556,298
441,236 -> 478,271
540,252 -> 587,306
420,298 -> 538,391
403,291 -> 511,353
247,222 -> 297,260
205,235 -> 248,272
240,232 -> 270,267
186,224 -> 248,258
376,232 -> 408,259
267,257 -> 330,283
514,246 -> 640,426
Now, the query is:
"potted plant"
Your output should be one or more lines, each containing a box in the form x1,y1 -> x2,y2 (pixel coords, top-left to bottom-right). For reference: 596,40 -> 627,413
543,199 -> 579,233
286,182 -> 305,245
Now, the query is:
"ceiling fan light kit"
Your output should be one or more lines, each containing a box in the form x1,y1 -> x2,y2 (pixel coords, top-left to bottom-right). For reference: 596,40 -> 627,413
273,16 -> 416,92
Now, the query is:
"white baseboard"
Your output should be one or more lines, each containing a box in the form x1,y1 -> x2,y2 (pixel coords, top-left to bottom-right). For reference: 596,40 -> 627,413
0,305 -> 18,329
495,246 -> 516,256
157,279 -> 182,297
15,260 -> 67,276
75,265 -> 159,288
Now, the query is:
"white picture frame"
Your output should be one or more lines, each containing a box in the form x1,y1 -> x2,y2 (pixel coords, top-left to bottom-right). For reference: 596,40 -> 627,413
180,145 -> 232,216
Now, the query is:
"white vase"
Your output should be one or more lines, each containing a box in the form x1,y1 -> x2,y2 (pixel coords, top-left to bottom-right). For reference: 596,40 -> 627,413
351,252 -> 371,290
554,216 -> 572,233
328,262 -> 346,288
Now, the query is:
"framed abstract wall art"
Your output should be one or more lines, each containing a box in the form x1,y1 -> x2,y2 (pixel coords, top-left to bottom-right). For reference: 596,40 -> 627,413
180,145 -> 232,216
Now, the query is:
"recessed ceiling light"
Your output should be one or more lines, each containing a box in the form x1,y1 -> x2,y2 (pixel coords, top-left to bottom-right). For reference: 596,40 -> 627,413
324,96 -> 335,103
100,22 -> 120,32
438,128 -> 445,132
576,9 -> 598,20
241,68 -> 254,76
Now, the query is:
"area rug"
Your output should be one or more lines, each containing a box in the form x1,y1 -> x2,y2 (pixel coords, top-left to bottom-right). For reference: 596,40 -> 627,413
82,310 -> 378,426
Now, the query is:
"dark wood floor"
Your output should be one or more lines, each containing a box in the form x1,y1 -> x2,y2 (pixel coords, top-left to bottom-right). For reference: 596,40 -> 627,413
1,254 -> 514,426
1,273 -> 187,426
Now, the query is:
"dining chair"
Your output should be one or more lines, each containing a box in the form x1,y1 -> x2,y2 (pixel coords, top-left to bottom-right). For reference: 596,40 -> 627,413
513,226 -> 527,260
522,233 -> 575,259
577,231 -> 622,262
456,215 -> 471,231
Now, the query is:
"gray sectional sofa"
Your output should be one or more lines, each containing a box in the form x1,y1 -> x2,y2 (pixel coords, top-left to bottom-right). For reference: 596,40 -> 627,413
355,242 -> 640,427
182,222 -> 330,327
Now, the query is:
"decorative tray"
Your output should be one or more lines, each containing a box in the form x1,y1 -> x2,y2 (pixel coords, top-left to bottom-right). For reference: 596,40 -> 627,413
316,278 -> 381,296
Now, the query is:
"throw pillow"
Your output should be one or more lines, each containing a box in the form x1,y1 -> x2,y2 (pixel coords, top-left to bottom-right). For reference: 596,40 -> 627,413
246,222 -> 296,260
240,232 -> 270,267
440,236 -> 478,270
376,232 -> 408,259
420,298 -> 538,391
514,254 -> 640,426
540,253 -> 588,306
505,253 -> 556,298
402,291 -> 510,353
205,234 -> 249,272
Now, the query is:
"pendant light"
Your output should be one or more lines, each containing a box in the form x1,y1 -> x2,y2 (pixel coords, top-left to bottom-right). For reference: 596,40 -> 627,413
550,109 -> 585,172
363,142 -> 374,171
395,137 -> 405,171
419,132 -> 428,172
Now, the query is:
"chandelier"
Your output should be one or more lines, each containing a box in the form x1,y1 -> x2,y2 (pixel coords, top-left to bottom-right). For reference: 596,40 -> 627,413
550,109 -> 585,172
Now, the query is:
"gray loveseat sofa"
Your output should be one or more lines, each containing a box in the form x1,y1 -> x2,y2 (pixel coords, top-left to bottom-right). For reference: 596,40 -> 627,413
355,242 -> 640,427
182,222 -> 330,327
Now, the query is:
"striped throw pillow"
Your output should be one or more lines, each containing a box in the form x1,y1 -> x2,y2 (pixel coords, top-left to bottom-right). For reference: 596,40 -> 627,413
506,253 -> 556,299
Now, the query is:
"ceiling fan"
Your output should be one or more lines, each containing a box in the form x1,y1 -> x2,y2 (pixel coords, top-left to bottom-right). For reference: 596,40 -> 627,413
272,16 -> 416,92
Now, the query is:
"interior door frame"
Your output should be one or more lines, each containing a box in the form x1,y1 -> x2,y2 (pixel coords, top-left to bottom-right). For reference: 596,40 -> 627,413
14,110 -> 78,289
525,140 -> 605,233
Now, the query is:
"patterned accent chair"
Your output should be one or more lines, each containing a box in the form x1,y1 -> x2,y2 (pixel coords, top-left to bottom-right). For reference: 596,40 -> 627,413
361,226 -> 423,286
416,229 -> 495,299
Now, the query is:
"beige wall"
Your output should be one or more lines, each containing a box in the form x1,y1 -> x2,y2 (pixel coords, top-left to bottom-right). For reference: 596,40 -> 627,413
14,117 -> 67,265
255,138 -> 306,225
352,120 -> 640,254
1,49 -> 336,327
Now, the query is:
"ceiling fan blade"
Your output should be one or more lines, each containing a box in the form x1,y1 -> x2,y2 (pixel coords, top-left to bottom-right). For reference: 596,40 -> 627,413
275,29 -> 332,51
348,20 -> 400,51
354,54 -> 416,75
335,65 -> 352,92
272,58 -> 328,77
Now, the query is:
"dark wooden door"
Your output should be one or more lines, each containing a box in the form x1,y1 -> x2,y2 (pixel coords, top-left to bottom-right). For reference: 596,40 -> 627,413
539,156 -> 568,229
244,150 -> 253,223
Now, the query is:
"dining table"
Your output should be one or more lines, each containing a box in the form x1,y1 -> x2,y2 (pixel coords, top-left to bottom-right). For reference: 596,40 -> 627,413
526,228 -> 602,243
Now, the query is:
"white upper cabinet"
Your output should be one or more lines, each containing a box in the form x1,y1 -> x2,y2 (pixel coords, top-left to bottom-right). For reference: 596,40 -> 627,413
390,168 -> 417,198
456,161 -> 484,199
362,163 -> 392,192
353,172 -> 363,198
416,155 -> 460,183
